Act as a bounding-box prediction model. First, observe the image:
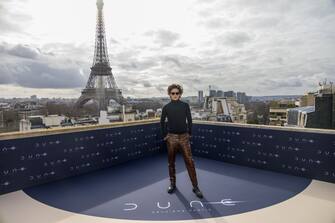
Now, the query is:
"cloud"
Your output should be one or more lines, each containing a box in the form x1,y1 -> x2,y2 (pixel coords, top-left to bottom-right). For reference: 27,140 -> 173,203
0,61 -> 87,89
0,0 -> 32,34
7,44 -> 41,59
199,17 -> 232,29
0,42 -> 87,89
1,0 -> 335,98
239,16 -> 280,29
145,29 -> 180,47
260,79 -> 303,89
142,81 -> 152,88
116,58 -> 158,71
162,56 -> 182,68
215,31 -> 253,48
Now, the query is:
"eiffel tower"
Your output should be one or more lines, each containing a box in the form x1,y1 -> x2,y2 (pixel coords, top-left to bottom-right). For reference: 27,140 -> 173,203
75,0 -> 126,111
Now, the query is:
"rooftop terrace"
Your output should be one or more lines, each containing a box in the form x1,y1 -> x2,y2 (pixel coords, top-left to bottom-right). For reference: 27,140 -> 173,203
0,119 -> 334,222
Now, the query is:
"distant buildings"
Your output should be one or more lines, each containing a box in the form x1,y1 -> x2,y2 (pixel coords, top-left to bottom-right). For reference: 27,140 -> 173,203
236,92 -> 249,104
299,92 -> 315,107
0,96 -> 165,133
216,90 -> 224,97
0,102 -> 11,110
269,100 -> 296,126
286,81 -> 335,130
19,119 -> 31,132
0,110 -> 3,128
269,107 -> 288,126
209,90 -> 217,97
218,90 -> 250,104
14,101 -> 44,120
19,114 -> 67,131
194,87 -> 249,123
145,109 -> 156,119
287,106 -> 315,128
224,91 -> 235,98
9,82 -> 335,133
198,90 -> 204,103
184,96 -> 199,104
203,96 -> 247,123
313,83 -> 335,129
202,87 -> 250,104
251,95 -> 301,102
30,95 -> 38,100
98,111 -> 109,124
105,104 -> 136,122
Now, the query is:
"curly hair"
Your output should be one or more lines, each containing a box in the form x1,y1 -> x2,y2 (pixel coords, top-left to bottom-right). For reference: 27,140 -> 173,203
167,84 -> 183,95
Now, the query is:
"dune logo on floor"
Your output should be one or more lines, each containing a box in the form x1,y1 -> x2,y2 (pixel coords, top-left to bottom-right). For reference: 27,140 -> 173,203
123,198 -> 246,213
22,150 -> 312,221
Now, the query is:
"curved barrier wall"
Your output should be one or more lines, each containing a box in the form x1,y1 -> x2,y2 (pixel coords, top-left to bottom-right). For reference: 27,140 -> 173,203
0,120 -> 163,195
192,121 -> 335,184
1,119 -> 334,195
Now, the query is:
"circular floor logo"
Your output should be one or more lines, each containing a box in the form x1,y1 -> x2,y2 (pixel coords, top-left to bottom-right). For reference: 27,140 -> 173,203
24,154 -> 311,220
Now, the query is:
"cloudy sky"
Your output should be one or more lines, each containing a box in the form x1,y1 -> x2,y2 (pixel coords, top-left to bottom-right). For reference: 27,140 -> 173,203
0,0 -> 334,98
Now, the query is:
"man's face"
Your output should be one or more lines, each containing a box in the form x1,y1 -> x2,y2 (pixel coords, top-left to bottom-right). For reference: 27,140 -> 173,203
169,88 -> 180,100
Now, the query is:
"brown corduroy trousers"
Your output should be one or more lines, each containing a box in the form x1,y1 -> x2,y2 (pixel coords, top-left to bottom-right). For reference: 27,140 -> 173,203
166,132 -> 199,188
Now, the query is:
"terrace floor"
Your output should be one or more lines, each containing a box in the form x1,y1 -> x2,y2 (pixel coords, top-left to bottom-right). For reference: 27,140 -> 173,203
0,152 -> 335,223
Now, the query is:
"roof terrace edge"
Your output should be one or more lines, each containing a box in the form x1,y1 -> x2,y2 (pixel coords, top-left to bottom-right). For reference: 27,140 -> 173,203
0,118 -> 160,140
1,118 -> 334,140
193,120 -> 335,135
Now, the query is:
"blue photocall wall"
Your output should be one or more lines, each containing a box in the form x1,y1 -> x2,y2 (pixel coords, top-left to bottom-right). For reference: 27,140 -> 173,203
192,123 -> 335,184
0,123 -> 164,195
0,121 -> 335,195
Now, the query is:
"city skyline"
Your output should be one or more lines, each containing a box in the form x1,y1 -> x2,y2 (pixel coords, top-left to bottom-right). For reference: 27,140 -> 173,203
0,0 -> 334,98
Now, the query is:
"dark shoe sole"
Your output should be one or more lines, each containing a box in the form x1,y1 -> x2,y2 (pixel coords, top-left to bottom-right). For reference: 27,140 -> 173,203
167,186 -> 176,194
192,188 -> 204,198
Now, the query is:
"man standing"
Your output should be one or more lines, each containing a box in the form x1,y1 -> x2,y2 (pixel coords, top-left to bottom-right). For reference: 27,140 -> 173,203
160,84 -> 203,198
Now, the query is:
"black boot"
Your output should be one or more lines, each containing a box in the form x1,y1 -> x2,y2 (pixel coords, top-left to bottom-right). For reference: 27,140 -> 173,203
167,184 -> 176,193
192,186 -> 203,198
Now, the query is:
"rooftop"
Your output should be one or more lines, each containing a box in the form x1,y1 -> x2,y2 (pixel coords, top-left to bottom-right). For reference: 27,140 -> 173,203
0,119 -> 334,222
288,106 -> 315,113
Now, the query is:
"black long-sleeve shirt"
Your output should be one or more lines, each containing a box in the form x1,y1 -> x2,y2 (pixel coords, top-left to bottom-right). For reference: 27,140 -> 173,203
160,99 -> 192,138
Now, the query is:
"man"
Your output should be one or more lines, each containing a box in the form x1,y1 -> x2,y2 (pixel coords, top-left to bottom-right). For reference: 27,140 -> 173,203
160,83 -> 203,199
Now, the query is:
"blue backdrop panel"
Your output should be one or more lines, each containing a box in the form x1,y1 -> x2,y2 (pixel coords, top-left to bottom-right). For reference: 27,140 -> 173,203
0,123 -> 164,195
192,123 -> 335,183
